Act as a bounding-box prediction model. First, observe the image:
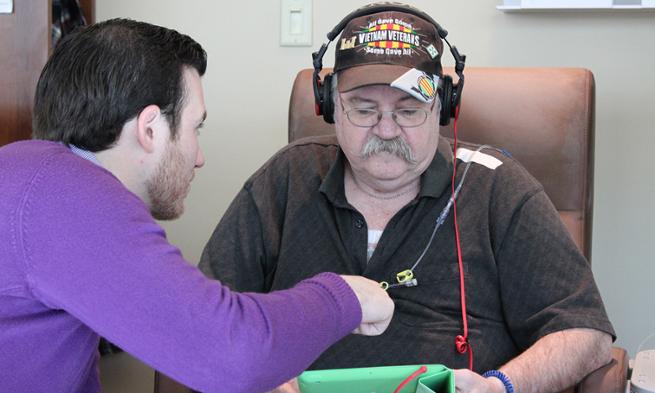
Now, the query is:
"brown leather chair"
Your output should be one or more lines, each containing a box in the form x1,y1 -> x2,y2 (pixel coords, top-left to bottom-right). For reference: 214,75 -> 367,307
154,67 -> 628,392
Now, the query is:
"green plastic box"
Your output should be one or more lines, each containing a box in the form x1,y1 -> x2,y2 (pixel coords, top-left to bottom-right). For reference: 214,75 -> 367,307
298,364 -> 455,393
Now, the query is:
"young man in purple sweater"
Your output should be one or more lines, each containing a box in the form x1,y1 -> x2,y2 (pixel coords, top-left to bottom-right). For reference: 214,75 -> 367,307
0,19 -> 394,392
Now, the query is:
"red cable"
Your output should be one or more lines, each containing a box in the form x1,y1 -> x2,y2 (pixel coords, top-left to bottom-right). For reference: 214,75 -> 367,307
392,365 -> 428,393
451,105 -> 473,370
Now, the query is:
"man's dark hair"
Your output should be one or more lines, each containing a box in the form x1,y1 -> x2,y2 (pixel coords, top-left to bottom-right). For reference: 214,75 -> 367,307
32,18 -> 207,152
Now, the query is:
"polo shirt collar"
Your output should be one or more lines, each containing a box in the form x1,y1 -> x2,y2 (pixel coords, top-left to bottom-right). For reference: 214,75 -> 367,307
319,136 -> 454,206
419,136 -> 454,198
319,149 -> 350,208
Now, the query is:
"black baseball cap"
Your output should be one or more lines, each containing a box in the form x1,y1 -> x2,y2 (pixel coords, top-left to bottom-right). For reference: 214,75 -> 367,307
334,6 -> 444,102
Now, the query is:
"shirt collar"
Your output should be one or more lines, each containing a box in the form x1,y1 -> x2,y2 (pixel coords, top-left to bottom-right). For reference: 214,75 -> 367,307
68,144 -> 102,167
319,136 -> 454,206
319,149 -> 350,208
419,136 -> 453,198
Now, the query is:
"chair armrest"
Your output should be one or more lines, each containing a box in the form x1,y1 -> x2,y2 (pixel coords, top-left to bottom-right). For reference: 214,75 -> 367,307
153,371 -> 192,393
577,346 -> 629,393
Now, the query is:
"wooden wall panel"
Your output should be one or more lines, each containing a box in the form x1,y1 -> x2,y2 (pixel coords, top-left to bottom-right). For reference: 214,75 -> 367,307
0,1 -> 94,148
79,0 -> 95,25
0,2 -> 50,146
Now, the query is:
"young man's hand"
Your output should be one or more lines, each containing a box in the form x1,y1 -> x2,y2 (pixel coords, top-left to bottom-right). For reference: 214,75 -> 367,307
340,275 -> 394,336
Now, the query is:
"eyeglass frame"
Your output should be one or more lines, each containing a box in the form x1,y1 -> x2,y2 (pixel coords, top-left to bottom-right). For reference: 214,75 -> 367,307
338,93 -> 439,128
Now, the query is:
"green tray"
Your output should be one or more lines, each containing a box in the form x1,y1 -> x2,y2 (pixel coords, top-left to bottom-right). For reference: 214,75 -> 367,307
298,364 -> 454,393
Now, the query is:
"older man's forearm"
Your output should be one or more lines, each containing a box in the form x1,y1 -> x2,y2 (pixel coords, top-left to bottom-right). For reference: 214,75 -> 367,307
499,328 -> 612,393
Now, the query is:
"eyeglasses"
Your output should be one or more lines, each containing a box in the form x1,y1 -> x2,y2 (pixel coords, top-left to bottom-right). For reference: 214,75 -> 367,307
339,95 -> 436,128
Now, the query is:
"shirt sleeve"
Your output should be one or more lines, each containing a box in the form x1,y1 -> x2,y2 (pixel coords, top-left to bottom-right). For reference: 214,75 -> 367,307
495,189 -> 615,350
18,154 -> 362,393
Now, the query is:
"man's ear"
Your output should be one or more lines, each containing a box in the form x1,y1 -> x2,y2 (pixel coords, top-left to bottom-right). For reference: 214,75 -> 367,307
135,105 -> 163,153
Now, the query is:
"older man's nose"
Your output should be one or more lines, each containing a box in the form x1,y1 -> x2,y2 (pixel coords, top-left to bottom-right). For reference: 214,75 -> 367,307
373,112 -> 402,139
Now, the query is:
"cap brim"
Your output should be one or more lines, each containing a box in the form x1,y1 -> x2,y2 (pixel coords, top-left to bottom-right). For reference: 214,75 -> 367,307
337,64 -> 411,93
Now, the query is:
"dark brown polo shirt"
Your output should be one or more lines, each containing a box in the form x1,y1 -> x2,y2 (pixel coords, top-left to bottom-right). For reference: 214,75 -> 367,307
199,134 -> 614,372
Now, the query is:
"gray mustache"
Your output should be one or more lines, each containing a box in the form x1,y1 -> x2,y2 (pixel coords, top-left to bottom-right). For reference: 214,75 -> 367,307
360,136 -> 417,164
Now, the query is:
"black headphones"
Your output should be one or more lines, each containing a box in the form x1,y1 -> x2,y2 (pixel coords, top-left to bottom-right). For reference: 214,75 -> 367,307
312,2 -> 466,126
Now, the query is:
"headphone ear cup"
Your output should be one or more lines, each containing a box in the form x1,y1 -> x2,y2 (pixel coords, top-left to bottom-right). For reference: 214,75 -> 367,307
439,75 -> 453,126
322,73 -> 335,124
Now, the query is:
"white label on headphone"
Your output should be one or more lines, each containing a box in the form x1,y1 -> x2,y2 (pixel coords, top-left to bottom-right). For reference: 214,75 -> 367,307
390,68 -> 438,103
426,44 -> 439,59
456,148 -> 503,170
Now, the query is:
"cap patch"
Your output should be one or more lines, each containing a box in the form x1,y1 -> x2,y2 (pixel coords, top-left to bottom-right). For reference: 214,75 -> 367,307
339,17 -> 426,57
390,68 -> 438,103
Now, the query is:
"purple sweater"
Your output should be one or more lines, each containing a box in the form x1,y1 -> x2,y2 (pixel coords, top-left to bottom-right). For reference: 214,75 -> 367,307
0,141 -> 361,392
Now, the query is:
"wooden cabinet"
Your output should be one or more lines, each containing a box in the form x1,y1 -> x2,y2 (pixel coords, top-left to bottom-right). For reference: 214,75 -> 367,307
0,0 -> 95,147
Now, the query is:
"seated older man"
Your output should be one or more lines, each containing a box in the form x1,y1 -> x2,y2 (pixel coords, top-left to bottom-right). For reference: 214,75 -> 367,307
199,4 -> 614,392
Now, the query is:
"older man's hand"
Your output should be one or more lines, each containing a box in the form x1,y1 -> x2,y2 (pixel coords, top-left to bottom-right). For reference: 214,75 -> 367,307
269,378 -> 299,393
453,369 -> 506,393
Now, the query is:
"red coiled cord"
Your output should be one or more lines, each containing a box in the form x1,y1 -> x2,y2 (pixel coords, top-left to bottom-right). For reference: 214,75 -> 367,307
451,105 -> 473,370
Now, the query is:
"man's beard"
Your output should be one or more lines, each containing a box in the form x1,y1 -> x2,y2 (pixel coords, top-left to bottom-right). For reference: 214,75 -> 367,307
147,142 -> 191,221
360,135 -> 416,164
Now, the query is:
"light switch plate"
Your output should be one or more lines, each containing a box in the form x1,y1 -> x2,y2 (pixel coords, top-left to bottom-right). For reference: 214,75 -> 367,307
280,0 -> 312,47
0,0 -> 14,14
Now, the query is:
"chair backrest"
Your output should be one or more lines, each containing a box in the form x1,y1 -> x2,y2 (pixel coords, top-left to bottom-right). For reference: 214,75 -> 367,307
289,67 -> 595,260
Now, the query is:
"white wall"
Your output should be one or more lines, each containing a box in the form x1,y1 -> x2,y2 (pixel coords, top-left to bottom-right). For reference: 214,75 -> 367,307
97,0 -> 655,380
